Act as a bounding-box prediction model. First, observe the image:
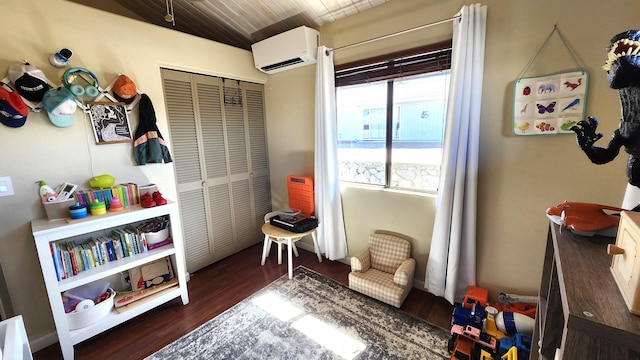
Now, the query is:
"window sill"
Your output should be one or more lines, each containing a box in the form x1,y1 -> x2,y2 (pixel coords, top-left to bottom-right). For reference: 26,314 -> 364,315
339,182 -> 437,198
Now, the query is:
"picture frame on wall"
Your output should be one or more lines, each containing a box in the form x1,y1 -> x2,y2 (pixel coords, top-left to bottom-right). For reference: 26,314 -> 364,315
87,102 -> 133,144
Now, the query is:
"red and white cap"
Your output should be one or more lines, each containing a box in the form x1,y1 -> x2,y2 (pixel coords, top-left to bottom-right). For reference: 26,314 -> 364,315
0,86 -> 28,128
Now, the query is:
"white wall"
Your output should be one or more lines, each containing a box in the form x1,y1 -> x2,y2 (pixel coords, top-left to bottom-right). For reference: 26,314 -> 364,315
0,0 -> 266,349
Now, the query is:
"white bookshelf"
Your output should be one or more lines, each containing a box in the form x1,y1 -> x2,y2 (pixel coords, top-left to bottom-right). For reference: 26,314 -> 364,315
31,202 -> 189,360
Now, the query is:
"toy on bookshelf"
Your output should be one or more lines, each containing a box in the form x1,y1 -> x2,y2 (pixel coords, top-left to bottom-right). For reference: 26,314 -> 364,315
36,180 -> 56,202
136,216 -> 170,244
88,200 -> 107,216
109,197 -> 124,212
65,288 -> 115,330
128,257 -> 174,292
62,280 -> 110,313
55,182 -> 78,201
114,278 -> 178,310
60,279 -> 117,330
89,174 -> 115,189
114,280 -> 178,313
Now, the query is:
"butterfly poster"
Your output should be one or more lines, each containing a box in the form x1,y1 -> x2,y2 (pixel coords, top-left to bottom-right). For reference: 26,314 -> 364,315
513,70 -> 588,136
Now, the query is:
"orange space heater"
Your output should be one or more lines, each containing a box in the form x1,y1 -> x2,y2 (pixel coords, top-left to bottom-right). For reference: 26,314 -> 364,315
287,175 -> 314,218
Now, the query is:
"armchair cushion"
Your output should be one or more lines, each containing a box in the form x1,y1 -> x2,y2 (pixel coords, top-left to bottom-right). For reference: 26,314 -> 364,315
369,233 -> 412,273
349,269 -> 404,307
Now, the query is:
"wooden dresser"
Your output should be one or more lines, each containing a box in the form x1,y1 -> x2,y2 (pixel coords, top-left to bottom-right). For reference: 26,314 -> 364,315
532,222 -> 640,359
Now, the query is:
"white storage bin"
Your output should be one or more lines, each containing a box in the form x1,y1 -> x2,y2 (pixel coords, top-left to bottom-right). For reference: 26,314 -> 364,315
43,198 -> 75,221
144,227 -> 169,245
66,288 -> 115,330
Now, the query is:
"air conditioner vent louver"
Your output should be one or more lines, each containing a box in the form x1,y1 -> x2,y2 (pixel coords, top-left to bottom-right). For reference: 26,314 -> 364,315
251,26 -> 319,74
261,58 -> 304,72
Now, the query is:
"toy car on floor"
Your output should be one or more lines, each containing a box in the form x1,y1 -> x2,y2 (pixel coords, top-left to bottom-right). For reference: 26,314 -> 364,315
499,333 -> 532,359
483,310 -> 506,341
449,334 -> 476,360
479,349 -> 494,360
453,303 -> 485,329
463,285 -> 489,309
451,324 -> 497,353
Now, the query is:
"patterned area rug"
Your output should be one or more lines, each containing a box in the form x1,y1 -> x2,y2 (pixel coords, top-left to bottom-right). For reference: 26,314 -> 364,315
146,267 -> 450,360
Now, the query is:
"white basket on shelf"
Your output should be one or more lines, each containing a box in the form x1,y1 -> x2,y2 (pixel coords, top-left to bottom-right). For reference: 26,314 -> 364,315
66,288 -> 115,330
143,227 -> 169,245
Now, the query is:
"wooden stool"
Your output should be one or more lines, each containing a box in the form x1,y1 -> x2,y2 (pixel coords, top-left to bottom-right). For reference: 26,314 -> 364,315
261,223 -> 322,279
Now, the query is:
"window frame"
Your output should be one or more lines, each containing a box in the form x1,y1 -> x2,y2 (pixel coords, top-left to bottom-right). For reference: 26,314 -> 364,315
335,40 -> 452,193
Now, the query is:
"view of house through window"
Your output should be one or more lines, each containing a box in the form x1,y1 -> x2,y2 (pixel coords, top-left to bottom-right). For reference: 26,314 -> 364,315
337,70 -> 451,192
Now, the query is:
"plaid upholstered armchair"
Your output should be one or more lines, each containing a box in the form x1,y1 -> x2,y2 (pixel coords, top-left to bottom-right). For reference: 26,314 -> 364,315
348,230 -> 416,308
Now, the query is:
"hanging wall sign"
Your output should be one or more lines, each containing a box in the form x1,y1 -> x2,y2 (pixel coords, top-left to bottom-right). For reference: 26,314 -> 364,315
513,70 -> 588,136
87,102 -> 133,144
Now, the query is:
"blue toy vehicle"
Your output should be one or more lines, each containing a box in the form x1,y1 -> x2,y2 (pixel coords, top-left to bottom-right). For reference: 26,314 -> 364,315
452,303 -> 485,329
498,333 -> 532,359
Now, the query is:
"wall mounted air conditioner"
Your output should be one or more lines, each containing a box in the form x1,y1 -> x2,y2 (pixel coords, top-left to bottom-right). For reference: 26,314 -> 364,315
251,26 -> 319,74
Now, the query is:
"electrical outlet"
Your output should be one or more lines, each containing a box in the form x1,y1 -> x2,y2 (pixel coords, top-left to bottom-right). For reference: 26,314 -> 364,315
0,176 -> 15,196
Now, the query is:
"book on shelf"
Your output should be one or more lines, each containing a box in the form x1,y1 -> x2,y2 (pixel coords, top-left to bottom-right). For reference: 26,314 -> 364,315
88,239 -> 103,265
127,226 -> 148,253
72,246 -> 84,273
73,183 -> 141,208
80,243 -> 95,269
147,237 -> 173,250
140,233 -> 148,253
51,224 -> 154,280
113,238 -> 124,260
50,242 -> 65,281
62,249 -> 72,277
104,239 -> 116,262
113,228 -> 133,257
65,243 -> 79,276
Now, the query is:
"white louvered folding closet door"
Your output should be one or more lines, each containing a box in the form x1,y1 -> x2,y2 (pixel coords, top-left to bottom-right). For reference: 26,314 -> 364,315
161,69 -> 271,273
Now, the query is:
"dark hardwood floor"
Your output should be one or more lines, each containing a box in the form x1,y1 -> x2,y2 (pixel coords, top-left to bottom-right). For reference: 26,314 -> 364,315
34,243 -> 454,359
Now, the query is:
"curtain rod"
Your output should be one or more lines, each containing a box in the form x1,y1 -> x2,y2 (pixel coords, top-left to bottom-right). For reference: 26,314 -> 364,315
330,15 -> 460,53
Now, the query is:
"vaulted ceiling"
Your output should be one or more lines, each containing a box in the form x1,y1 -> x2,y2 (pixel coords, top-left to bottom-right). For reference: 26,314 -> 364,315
68,0 -> 391,50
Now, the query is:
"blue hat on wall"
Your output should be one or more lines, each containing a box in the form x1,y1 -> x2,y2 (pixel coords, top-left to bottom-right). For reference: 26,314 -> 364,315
0,86 -> 28,128
42,87 -> 77,127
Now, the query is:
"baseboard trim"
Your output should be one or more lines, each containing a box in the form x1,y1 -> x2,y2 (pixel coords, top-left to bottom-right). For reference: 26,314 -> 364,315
29,331 -> 58,352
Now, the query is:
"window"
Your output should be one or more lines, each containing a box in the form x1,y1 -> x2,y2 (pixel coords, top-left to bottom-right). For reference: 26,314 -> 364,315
336,41 -> 452,193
